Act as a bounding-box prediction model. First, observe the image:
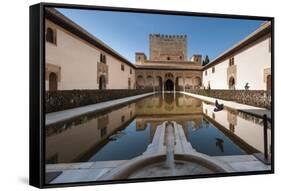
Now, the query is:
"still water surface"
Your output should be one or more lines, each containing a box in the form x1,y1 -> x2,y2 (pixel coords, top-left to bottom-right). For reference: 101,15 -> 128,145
46,93 -> 271,164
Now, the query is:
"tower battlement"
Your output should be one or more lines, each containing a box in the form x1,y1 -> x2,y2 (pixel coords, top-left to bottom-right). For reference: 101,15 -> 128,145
149,34 -> 187,61
149,34 -> 187,39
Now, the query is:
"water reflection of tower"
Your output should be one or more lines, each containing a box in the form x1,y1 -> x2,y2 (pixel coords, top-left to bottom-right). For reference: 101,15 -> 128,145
227,110 -> 237,133
157,95 -> 163,108
136,119 -> 154,143
136,118 -> 146,131
186,117 -> 202,132
164,93 -> 175,111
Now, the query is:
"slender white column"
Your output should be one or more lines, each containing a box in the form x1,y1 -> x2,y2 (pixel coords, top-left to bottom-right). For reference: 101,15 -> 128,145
173,79 -> 176,93
184,78 -> 186,92
162,80 -> 165,93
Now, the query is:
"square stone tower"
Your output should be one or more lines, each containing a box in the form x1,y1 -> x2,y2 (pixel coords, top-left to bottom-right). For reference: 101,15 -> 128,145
135,52 -> 147,64
191,54 -> 202,65
149,34 -> 187,62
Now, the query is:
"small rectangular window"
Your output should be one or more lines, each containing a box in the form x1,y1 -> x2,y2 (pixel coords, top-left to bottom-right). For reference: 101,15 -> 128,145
103,55 -> 106,64
205,70 -> 207,76
100,54 -> 103,63
121,64 -> 125,71
130,68 -> 132,74
229,57 -> 234,66
212,67 -> 215,73
100,54 -> 106,64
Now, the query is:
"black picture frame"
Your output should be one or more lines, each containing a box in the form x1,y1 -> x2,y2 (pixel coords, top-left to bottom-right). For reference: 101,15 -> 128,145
30,2 -> 274,188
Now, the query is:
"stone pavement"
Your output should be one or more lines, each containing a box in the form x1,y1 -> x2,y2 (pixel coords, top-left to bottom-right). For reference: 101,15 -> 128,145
46,160 -> 127,184
214,155 -> 271,171
46,154 -> 270,184
181,92 -> 271,119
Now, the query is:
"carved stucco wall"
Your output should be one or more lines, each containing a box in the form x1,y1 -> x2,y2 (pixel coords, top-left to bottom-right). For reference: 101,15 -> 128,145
227,65 -> 237,89
97,62 -> 109,84
136,70 -> 202,90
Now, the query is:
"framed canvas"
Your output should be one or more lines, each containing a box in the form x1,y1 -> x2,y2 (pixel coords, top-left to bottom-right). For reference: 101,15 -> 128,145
29,2 -> 274,188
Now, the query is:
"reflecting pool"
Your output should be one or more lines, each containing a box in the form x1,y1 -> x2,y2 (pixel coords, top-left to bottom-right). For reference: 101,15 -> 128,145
46,93 -> 271,164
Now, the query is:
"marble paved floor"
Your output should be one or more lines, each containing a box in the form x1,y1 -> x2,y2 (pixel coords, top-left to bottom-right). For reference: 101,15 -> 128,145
46,154 -> 271,184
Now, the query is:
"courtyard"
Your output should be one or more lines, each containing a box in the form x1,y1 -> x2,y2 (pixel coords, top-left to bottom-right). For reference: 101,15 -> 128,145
44,7 -> 272,184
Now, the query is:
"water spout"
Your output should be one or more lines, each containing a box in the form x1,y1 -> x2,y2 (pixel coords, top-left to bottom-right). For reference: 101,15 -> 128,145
165,122 -> 175,175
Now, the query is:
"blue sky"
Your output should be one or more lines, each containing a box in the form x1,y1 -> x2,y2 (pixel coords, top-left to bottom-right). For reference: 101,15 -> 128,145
57,8 -> 265,63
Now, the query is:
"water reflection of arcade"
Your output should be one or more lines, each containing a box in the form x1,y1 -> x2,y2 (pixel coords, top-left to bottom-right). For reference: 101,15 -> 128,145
135,93 -> 203,115
136,115 -> 203,143
135,93 -> 203,142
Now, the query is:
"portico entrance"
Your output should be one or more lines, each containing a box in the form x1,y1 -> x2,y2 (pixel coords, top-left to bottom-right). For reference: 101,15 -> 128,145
165,79 -> 174,91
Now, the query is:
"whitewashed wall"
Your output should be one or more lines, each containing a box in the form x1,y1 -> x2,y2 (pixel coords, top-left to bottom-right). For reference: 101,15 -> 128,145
203,34 -> 271,90
107,56 -> 135,89
202,60 -> 229,89
45,19 -> 135,90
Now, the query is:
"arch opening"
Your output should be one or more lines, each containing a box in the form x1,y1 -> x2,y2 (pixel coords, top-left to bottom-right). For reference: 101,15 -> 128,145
229,77 -> 235,90
193,77 -> 201,89
165,79 -> 174,91
156,76 -> 162,91
146,76 -> 153,88
137,75 -> 145,89
99,75 -> 106,90
46,28 -> 55,43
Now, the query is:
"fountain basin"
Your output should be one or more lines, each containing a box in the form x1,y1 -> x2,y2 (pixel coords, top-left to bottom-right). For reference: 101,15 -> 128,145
98,153 -> 233,180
